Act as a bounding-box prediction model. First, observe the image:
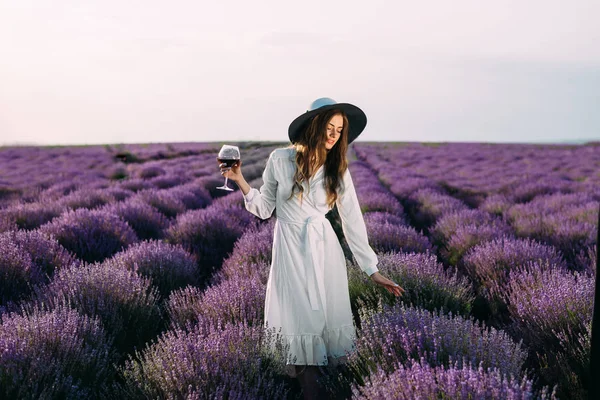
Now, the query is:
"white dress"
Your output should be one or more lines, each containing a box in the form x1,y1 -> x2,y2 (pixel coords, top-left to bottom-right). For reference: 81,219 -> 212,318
243,147 -> 379,375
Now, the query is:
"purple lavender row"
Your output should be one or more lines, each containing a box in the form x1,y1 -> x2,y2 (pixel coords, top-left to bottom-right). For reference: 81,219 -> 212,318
355,142 -> 597,273
352,142 -> 598,398
347,251 -> 474,316
348,160 -> 406,217
0,143 -> 275,211
347,154 -> 434,256
122,321 -> 290,399
504,261 -> 594,398
355,143 -> 598,271
0,305 -> 118,398
0,144 -> 285,398
353,359 -> 556,399
0,146 -> 275,291
354,142 -> 599,205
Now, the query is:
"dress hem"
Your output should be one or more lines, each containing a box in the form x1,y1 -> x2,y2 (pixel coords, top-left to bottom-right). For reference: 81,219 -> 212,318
264,323 -> 357,378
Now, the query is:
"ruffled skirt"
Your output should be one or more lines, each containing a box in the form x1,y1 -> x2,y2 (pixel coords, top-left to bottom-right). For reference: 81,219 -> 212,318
263,323 -> 358,378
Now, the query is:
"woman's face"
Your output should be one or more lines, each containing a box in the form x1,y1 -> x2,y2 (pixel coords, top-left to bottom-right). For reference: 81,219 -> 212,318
325,113 -> 343,151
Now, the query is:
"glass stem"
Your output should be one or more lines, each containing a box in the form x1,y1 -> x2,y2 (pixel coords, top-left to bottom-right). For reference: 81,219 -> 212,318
224,169 -> 230,187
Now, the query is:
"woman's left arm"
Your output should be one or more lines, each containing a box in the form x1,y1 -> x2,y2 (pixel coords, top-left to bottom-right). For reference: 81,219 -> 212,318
335,168 -> 379,276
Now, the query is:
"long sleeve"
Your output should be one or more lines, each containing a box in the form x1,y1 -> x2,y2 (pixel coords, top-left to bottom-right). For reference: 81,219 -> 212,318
335,168 -> 379,276
243,150 -> 277,219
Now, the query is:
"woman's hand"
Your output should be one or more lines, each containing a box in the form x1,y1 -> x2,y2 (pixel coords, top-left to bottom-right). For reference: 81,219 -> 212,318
217,158 -> 243,183
369,272 -> 405,297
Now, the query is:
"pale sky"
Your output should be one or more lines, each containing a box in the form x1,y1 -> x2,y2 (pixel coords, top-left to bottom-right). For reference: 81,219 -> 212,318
0,0 -> 599,146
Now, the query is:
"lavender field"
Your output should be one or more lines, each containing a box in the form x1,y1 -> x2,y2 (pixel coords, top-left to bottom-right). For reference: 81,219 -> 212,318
0,141 -> 598,399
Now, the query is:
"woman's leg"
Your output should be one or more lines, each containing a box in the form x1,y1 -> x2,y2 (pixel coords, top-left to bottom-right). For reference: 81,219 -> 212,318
296,365 -> 328,399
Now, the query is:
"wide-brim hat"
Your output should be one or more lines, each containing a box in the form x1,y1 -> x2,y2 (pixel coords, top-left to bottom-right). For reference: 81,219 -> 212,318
288,97 -> 367,145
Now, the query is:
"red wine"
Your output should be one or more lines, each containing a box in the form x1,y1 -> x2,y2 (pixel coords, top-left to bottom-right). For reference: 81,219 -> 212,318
218,158 -> 239,168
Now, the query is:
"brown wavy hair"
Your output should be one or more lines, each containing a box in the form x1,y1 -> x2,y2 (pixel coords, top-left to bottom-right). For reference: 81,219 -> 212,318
288,109 -> 349,208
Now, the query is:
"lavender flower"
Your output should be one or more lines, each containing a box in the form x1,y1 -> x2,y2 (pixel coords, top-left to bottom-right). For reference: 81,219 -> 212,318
166,183 -> 212,210
481,194 -> 514,216
215,260 -> 272,294
104,186 -> 134,201
348,251 -> 474,315
106,164 -> 128,181
431,209 -> 514,265
57,187 -> 117,210
214,220 -> 274,285
575,244 -> 597,275
167,272 -> 265,331
211,190 -> 246,208
505,193 -> 598,268
35,260 -> 161,354
353,359 -> 556,400
3,140 -> 599,398
349,162 -> 405,216
247,176 -> 264,190
0,201 -> 65,231
39,208 -> 138,263
504,261 -> 594,399
445,222 -> 515,266
357,191 -> 405,215
165,204 -> 256,284
101,197 -> 170,240
137,164 -> 166,179
504,261 -> 593,350
509,179 -> 572,203
122,322 -> 290,399
134,188 -> 187,218
463,236 -> 566,315
432,209 -> 511,246
0,237 -> 39,305
117,178 -> 155,192
406,188 -> 470,229
108,239 -> 199,296
363,211 -> 408,227
353,303 -> 527,379
149,174 -> 188,189
1,229 -> 79,279
0,218 -> 17,233
365,219 -> 434,254
554,321 -> 591,400
386,176 -> 440,200
0,305 -> 117,399
39,181 -> 81,201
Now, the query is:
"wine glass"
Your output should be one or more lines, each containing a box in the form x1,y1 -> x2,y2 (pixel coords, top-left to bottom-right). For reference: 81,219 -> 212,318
216,145 -> 240,191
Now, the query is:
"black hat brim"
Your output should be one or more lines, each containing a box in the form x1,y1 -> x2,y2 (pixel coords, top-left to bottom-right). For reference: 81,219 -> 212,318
288,103 -> 367,145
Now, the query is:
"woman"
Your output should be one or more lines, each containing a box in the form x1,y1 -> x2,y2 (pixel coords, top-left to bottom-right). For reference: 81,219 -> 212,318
219,98 -> 404,398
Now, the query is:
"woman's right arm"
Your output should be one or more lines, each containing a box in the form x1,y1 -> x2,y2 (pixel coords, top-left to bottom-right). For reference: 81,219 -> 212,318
220,150 -> 278,220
